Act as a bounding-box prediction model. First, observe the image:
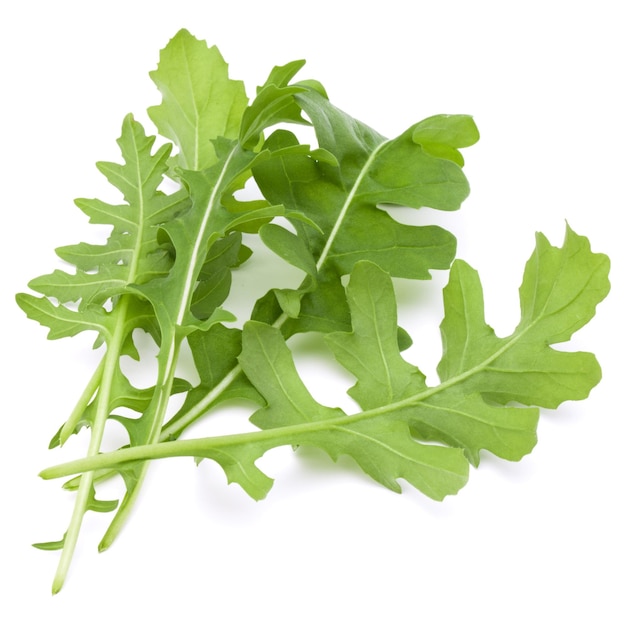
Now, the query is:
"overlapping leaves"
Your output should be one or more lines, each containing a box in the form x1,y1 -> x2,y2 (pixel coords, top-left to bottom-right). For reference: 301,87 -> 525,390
18,28 -> 609,594
16,113 -> 189,590
162,92 -> 479,439
17,29 -> 329,591
88,37 -> 334,554
42,227 -> 610,504
250,91 -> 478,334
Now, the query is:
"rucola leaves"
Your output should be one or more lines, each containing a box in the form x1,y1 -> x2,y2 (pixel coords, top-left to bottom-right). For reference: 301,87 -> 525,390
17,29 -> 322,591
79,37 -> 327,554
161,92 -> 478,441
18,28 -> 609,592
42,227 -> 610,503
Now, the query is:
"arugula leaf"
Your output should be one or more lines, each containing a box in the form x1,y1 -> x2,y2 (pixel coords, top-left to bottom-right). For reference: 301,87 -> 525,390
240,320 -> 469,500
329,227 -> 608,468
148,29 -> 248,171
16,114 -> 187,593
41,228 -> 610,505
251,93 -> 478,332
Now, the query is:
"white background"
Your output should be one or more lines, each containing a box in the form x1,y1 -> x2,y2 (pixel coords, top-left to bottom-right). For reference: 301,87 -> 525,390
2,1 -> 624,623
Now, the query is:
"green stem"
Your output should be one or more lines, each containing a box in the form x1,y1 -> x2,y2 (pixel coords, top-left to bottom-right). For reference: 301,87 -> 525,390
98,335 -> 181,550
59,357 -> 105,445
51,296 -> 130,594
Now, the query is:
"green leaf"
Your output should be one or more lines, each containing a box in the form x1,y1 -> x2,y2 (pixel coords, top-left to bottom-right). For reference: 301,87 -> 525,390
148,29 -> 248,171
259,223 -> 318,278
15,294 -> 114,342
191,232 -> 243,320
18,115 -> 187,319
166,94 -> 476,438
33,537 -> 66,552
411,114 -> 480,166
436,226 -> 610,408
239,59 -> 311,149
17,114 -> 187,593
328,261 -> 540,465
325,261 -> 427,410
328,227 -> 609,465
250,90 -> 476,333
132,147 -> 278,340
241,321 -> 469,500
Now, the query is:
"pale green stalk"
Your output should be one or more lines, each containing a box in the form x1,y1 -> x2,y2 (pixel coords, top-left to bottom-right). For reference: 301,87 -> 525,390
59,358 -> 105,445
52,296 -> 131,594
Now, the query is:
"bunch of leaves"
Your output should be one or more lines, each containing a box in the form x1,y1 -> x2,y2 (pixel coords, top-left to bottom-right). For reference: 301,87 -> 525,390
17,29 -> 324,592
43,227 -> 610,502
17,29 -> 610,593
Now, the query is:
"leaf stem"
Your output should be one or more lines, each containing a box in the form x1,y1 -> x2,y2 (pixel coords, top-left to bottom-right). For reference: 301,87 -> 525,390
99,334 -> 181,550
51,296 -> 131,593
314,139 -> 388,271
59,357 -> 105,445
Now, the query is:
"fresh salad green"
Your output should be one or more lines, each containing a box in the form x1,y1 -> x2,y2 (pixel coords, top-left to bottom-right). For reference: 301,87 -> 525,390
17,29 -> 610,593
